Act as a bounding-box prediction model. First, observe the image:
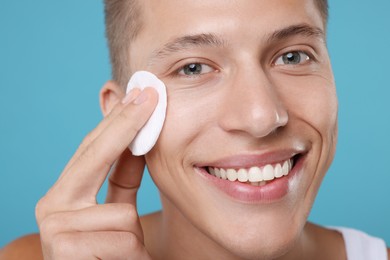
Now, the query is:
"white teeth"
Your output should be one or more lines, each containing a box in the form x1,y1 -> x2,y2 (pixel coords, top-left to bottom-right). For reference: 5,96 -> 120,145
207,158 -> 293,185
262,165 -> 275,181
250,181 -> 266,186
248,166 -> 263,182
237,169 -> 248,182
274,163 -> 283,178
214,167 -> 221,178
282,161 -> 289,176
220,168 -> 227,180
227,169 -> 238,181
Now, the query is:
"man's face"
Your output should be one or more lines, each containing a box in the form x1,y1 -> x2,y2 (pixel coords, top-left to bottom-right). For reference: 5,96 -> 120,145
130,0 -> 337,258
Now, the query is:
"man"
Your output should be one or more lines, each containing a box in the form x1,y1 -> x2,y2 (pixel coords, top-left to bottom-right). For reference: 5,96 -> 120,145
2,0 -> 389,259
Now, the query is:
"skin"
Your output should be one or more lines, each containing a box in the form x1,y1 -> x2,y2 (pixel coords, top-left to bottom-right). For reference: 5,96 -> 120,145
132,0 -> 338,259
2,0 -> 390,259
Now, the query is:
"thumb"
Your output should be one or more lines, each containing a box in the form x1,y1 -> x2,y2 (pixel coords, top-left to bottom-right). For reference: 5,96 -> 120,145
105,148 -> 146,205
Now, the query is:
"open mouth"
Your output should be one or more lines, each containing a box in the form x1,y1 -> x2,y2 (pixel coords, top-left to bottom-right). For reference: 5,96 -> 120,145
203,154 -> 301,186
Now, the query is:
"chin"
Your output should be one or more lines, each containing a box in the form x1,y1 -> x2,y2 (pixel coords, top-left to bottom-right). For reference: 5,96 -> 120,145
186,173 -> 312,259
207,218 -> 304,260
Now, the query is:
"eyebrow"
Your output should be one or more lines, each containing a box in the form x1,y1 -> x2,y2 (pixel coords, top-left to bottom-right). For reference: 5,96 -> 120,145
268,23 -> 325,43
147,33 -> 225,66
147,24 -> 325,66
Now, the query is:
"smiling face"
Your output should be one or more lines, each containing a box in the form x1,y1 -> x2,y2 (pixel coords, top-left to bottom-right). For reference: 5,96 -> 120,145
129,0 -> 337,258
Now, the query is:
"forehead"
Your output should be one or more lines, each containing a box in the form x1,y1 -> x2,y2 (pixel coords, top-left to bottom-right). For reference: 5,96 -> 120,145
130,0 -> 324,68
140,0 -> 322,35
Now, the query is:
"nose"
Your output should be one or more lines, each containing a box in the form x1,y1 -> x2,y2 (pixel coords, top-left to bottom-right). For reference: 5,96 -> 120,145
218,69 -> 288,138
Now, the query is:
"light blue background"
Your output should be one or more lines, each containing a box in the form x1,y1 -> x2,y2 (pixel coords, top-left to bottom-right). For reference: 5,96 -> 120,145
1,1 -> 389,248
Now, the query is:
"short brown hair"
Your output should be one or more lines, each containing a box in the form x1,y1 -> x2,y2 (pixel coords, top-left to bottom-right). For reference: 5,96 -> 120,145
104,0 -> 142,88
315,0 -> 329,26
104,0 -> 328,87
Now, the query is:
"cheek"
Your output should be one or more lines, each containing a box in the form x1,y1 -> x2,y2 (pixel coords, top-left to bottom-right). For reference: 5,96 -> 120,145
278,75 -> 338,187
147,88 -> 219,167
276,74 -> 338,182
278,75 -> 338,138
145,89 -> 222,206
155,84 -> 224,151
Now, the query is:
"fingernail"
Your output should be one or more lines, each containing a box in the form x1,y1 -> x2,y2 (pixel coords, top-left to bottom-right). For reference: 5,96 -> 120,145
133,90 -> 149,105
122,89 -> 139,104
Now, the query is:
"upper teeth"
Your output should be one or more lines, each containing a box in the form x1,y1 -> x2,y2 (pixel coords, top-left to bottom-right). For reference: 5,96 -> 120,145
208,159 -> 293,184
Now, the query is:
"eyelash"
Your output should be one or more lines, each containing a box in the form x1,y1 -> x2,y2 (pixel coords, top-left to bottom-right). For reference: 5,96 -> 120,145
173,61 -> 217,78
273,50 -> 314,66
172,49 -> 315,78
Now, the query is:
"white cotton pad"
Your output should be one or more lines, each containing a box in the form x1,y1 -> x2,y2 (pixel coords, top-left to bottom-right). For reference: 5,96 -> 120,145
126,71 -> 167,156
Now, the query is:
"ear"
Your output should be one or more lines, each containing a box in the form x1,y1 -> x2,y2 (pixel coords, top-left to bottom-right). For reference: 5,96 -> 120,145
99,80 -> 125,116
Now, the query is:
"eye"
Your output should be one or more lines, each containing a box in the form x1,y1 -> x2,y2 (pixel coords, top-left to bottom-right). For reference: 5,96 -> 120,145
178,63 -> 214,76
274,51 -> 310,65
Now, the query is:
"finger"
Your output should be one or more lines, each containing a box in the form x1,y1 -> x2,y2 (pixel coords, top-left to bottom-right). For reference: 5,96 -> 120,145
48,231 -> 151,260
58,88 -> 158,202
39,203 -> 143,241
106,148 -> 146,204
61,88 -> 142,176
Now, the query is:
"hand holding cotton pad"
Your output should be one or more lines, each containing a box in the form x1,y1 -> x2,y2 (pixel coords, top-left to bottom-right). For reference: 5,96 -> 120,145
126,71 -> 167,156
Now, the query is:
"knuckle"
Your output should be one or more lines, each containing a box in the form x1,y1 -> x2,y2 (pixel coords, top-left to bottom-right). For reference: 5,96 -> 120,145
35,196 -> 50,223
77,146 -> 106,170
39,213 -> 62,238
78,145 -> 95,161
118,108 -> 144,133
81,131 -> 94,146
117,110 -> 131,122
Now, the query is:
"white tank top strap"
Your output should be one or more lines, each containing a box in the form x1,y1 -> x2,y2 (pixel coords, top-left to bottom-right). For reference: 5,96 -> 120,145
329,226 -> 387,260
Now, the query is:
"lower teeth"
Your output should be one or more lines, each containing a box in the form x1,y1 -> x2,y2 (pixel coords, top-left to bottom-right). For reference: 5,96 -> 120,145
250,181 -> 267,186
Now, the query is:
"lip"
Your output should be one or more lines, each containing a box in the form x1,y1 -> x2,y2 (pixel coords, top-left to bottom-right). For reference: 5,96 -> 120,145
196,149 -> 304,169
194,152 -> 307,204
